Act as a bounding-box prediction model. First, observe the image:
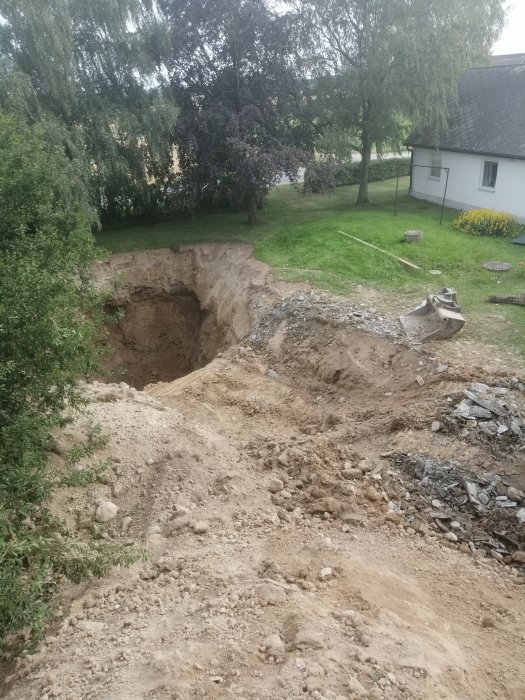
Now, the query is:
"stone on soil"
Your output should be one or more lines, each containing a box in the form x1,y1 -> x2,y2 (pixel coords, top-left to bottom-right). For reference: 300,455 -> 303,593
268,478 -> 284,493
310,497 -> 342,514
147,533 -> 168,561
511,551 -> 525,564
256,583 -> 287,605
341,468 -> 362,480
94,501 -> 119,523
260,634 -> 285,662
192,520 -> 209,534
293,627 -> 325,650
507,487 -> 522,501
346,676 -> 367,696
365,486 -> 381,502
319,567 -> 333,581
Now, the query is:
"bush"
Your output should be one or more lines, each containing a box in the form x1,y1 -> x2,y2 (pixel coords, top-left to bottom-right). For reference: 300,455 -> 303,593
99,174 -> 201,225
453,209 -> 518,237
303,160 -> 337,194
0,114 -> 136,659
334,157 -> 411,187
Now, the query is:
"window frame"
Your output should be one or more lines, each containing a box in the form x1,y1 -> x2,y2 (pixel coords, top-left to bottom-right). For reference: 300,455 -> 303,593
480,160 -> 499,191
429,152 -> 442,180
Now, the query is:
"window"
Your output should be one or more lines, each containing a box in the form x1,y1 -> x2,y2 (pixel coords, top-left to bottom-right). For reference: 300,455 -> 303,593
481,160 -> 498,189
430,153 -> 442,179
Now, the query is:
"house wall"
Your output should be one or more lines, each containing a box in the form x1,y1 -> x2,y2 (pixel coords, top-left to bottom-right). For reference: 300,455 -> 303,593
410,147 -> 525,222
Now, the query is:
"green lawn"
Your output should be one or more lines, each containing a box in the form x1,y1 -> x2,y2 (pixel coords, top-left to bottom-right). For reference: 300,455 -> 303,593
98,178 -> 525,357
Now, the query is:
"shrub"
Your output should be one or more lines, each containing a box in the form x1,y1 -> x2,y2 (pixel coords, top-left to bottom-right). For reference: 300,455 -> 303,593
453,209 -> 518,237
334,157 -> 411,187
303,160 -> 337,194
99,174 -> 201,225
0,114 -> 136,660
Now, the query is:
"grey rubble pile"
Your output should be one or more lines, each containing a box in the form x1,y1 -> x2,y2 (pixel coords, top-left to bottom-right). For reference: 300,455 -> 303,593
249,291 -> 403,346
442,381 -> 525,449
387,453 -> 525,563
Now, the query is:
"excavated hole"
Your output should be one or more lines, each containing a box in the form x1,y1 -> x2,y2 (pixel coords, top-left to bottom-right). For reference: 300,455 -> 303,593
103,288 -> 228,390
96,244 -> 282,389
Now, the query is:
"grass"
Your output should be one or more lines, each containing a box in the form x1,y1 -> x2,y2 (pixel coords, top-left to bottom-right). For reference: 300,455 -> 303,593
98,178 -> 525,357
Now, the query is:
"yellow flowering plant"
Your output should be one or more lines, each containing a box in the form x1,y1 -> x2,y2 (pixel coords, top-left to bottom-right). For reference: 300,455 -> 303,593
453,209 -> 517,237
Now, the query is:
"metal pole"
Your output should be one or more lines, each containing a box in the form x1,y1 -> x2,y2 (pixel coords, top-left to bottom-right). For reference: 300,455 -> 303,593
440,167 -> 450,226
394,171 -> 399,216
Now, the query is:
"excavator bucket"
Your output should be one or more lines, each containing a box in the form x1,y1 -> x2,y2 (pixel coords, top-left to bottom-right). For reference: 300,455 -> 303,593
399,288 -> 466,343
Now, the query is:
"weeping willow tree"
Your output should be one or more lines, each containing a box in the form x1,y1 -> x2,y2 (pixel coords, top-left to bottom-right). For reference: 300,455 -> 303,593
294,0 -> 506,204
0,0 -> 177,221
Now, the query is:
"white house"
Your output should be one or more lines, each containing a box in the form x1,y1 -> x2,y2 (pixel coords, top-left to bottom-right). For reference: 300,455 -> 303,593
406,54 -> 525,223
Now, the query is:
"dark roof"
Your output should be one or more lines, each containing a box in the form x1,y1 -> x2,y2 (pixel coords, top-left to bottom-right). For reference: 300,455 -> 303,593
406,55 -> 525,159
489,54 -> 525,67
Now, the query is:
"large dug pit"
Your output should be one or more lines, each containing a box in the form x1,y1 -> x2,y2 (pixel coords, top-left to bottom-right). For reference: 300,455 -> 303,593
96,244 -> 280,389
105,289 -> 216,388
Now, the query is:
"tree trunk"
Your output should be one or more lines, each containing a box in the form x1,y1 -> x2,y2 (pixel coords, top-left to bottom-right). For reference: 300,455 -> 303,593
489,294 -> 525,306
357,107 -> 372,204
247,191 -> 259,225
357,142 -> 371,203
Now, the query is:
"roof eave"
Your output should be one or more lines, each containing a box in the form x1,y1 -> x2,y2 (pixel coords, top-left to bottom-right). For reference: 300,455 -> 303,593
406,143 -> 525,162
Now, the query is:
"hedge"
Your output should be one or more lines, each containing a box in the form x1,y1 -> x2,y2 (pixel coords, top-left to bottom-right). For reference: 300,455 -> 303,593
334,157 -> 411,187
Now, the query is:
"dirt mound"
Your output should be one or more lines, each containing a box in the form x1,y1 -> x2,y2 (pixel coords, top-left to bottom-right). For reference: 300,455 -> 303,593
3,245 -> 525,700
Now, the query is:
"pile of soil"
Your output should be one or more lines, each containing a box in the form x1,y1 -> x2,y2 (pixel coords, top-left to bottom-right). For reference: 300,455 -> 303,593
3,245 -> 525,700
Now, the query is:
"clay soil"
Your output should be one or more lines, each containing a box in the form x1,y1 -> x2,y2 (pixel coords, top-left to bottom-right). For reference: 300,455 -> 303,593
3,245 -> 525,700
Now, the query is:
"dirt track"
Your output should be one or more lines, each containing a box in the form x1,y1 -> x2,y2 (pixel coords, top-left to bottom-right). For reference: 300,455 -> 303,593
3,245 -> 525,700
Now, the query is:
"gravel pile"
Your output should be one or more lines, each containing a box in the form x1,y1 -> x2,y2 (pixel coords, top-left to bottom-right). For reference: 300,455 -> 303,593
439,381 -> 525,452
249,291 -> 403,347
386,453 -> 525,563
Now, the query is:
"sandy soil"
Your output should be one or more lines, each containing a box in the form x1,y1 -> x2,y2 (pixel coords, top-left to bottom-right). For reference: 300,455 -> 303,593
2,245 -> 525,700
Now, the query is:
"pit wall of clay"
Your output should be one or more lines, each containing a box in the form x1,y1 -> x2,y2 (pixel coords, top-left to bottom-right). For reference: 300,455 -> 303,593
95,244 -> 281,388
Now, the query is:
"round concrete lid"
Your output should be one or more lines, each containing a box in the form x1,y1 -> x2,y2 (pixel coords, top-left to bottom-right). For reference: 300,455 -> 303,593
482,261 -> 512,271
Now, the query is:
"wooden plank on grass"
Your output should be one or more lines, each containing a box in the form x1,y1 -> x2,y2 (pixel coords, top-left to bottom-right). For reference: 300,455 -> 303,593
338,230 -> 421,271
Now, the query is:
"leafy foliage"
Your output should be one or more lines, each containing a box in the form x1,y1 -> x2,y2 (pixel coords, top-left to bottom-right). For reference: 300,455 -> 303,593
305,156 -> 410,194
0,113 -> 135,659
335,157 -> 411,187
303,160 -> 338,194
0,0 -> 177,222
160,0 -> 315,223
294,0 -> 506,203
453,209 -> 518,238
57,423 -> 111,488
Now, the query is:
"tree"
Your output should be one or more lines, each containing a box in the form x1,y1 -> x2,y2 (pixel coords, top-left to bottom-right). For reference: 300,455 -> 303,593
0,113 -> 134,657
0,0 -> 177,221
294,0 -> 505,203
160,0 -> 315,224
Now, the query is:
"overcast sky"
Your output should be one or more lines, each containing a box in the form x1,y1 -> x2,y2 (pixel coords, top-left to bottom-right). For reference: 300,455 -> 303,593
493,1 -> 525,54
